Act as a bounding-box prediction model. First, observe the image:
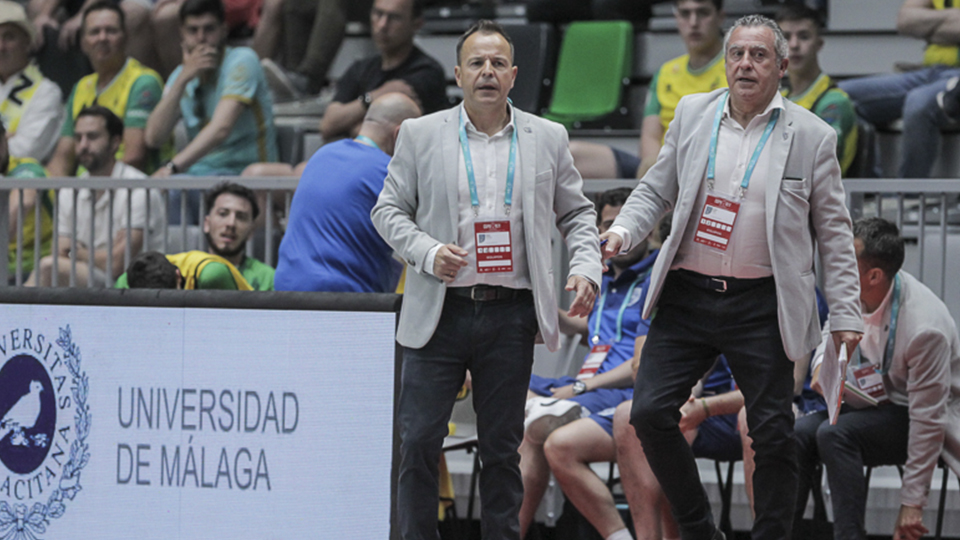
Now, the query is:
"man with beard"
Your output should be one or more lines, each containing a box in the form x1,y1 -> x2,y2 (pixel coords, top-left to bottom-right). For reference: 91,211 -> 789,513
115,182 -> 274,290
198,182 -> 274,290
26,105 -> 164,287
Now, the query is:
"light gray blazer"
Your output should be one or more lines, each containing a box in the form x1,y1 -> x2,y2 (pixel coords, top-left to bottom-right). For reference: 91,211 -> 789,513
812,271 -> 960,507
612,88 -> 863,361
372,105 -> 602,351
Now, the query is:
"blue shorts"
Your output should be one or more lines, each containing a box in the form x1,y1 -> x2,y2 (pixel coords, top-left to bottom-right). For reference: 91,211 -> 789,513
529,374 -> 633,436
611,147 -> 641,178
691,412 -> 742,462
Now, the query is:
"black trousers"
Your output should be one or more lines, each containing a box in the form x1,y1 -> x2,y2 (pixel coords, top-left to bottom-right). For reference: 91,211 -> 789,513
631,270 -> 798,540
794,404 -> 910,540
397,292 -> 538,540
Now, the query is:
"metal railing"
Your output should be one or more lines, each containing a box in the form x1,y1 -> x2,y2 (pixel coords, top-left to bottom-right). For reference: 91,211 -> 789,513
0,176 -> 299,287
844,179 -> 960,308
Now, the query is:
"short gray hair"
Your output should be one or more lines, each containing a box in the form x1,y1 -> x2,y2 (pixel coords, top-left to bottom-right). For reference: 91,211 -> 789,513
723,14 -> 787,63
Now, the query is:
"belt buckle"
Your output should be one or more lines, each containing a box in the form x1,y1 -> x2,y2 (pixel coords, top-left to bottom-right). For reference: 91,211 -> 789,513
470,287 -> 488,301
710,278 -> 727,293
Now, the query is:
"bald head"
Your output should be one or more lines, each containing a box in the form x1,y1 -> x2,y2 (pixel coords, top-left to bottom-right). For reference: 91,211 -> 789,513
359,92 -> 422,156
365,92 -> 422,127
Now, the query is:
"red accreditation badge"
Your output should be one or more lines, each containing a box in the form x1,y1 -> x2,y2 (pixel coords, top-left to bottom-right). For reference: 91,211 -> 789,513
475,220 -> 513,273
577,345 -> 611,380
852,363 -> 890,403
693,194 -> 740,251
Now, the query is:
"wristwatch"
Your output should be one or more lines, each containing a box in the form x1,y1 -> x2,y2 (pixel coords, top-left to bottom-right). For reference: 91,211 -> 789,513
572,380 -> 587,396
360,92 -> 373,109
163,160 -> 180,174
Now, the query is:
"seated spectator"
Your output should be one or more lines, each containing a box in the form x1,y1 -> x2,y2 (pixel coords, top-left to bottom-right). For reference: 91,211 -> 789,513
610,356 -> 743,540
795,217 -> 960,540
0,1 -> 63,162
152,0 -> 279,76
28,0 -> 154,75
146,0 -> 277,224
517,188 -> 659,540
1,117 -> 52,283
123,249 -> 253,289
260,0 -> 372,97
25,106 -> 164,287
776,5 -> 858,176
46,2 -> 164,177
569,0 -> 726,180
116,182 -> 275,290
317,0 -> 445,141
273,93 -> 419,292
838,0 -> 959,179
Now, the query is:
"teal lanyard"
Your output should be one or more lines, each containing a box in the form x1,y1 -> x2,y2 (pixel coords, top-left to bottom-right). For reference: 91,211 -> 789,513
706,91 -> 781,198
458,108 -> 518,216
876,273 -> 902,375
591,271 -> 648,344
355,135 -> 380,151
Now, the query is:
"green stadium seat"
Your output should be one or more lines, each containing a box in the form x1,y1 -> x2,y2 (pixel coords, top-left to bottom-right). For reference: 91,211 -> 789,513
544,21 -> 633,129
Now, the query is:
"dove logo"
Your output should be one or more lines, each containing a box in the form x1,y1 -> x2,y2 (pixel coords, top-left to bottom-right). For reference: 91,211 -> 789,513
0,356 -> 56,475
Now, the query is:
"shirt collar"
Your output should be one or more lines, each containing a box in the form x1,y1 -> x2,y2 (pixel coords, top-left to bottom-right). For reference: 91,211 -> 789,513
460,102 -> 515,138
723,91 -> 784,126
862,274 -> 896,324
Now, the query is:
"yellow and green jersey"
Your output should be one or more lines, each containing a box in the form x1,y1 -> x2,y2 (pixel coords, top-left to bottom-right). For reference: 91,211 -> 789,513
782,73 -> 859,176
644,51 -> 727,140
5,156 -> 52,278
924,0 -> 960,66
61,58 -> 166,173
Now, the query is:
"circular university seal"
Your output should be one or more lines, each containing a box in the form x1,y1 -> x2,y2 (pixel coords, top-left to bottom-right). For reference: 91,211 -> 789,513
0,325 -> 90,539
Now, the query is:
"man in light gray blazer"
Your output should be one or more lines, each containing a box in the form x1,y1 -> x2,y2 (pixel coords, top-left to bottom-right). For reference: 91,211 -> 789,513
372,20 -> 601,540
796,217 -> 960,540
601,15 -> 863,540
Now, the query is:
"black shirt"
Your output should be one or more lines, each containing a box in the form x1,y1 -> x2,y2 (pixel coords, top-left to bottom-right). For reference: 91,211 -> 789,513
332,46 -> 448,114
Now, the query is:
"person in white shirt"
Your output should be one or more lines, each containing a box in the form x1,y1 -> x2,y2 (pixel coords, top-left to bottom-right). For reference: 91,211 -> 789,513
797,217 -> 960,540
0,1 -> 62,162
25,105 -> 163,287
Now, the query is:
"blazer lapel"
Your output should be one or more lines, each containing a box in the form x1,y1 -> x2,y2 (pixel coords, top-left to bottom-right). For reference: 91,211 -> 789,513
517,110 -> 537,228
765,106 -> 794,244
441,107 -> 461,241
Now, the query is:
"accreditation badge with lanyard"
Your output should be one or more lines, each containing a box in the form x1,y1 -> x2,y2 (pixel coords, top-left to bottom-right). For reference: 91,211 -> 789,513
460,111 -> 519,274
577,271 -> 648,380
849,274 -> 901,404
694,92 -> 780,251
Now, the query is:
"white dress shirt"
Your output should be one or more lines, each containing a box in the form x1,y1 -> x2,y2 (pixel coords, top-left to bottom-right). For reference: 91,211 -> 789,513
425,104 -> 531,289
671,92 -> 784,279
58,162 -> 165,250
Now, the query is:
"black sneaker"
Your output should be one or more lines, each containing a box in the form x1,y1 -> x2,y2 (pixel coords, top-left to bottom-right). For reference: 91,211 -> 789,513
937,76 -> 960,122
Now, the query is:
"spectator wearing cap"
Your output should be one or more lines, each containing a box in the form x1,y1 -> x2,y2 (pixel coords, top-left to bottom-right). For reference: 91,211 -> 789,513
0,1 -> 62,162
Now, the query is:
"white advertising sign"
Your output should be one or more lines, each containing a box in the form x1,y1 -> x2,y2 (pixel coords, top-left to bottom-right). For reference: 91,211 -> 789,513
0,304 -> 396,539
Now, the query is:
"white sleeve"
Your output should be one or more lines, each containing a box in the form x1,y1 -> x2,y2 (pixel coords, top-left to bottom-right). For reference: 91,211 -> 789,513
7,80 -> 64,161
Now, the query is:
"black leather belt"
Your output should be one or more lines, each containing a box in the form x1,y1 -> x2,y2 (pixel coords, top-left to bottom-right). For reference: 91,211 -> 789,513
447,285 -> 528,302
673,269 -> 773,294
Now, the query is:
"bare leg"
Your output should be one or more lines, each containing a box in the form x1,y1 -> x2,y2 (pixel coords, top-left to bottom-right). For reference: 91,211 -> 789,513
569,141 -> 619,179
544,418 -> 625,538
121,1 -> 160,71
25,256 -> 92,287
252,0 -> 284,59
519,434 -> 552,539
151,0 -> 184,77
613,401 -> 698,540
738,406 -> 756,519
